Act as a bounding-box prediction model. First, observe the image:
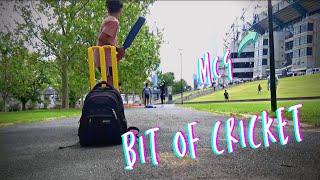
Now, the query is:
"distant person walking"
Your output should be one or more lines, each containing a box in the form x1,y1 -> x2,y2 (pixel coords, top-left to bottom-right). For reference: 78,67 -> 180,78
224,90 -> 229,102
257,84 -> 262,94
212,81 -> 216,92
160,81 -> 166,104
142,83 -> 152,107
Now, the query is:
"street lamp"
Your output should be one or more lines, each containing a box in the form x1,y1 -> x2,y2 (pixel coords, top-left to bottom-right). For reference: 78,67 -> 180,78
178,48 -> 183,104
267,0 -> 277,111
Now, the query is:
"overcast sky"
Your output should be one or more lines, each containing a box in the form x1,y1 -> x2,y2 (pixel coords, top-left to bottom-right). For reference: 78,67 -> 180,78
146,1 -> 267,85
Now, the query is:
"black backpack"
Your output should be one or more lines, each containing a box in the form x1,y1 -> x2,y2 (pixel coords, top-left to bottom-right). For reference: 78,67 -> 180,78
78,81 -> 138,146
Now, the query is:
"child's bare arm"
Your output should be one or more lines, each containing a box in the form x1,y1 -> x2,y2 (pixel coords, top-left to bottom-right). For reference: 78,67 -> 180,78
116,47 -> 125,61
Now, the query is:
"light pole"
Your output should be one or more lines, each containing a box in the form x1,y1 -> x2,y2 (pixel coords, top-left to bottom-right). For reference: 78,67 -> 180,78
268,0 -> 277,111
178,48 -> 183,104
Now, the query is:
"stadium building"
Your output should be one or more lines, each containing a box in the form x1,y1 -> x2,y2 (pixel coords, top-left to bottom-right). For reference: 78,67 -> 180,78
230,40 -> 255,81
249,0 -> 320,77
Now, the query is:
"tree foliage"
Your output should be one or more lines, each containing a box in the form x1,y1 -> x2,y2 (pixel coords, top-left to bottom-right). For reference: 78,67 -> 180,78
0,32 -> 49,111
117,2 -> 161,93
157,71 -> 189,94
1,0 -> 161,109
0,32 -> 15,112
173,79 -> 188,94
158,72 -> 175,87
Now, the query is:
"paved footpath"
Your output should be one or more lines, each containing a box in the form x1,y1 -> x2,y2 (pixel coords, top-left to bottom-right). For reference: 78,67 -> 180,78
0,105 -> 319,180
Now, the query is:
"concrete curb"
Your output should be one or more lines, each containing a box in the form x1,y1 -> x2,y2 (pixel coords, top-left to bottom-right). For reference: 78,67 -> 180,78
182,96 -> 320,104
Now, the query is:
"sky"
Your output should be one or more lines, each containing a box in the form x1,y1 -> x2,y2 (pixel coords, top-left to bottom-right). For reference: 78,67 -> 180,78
146,1 -> 265,86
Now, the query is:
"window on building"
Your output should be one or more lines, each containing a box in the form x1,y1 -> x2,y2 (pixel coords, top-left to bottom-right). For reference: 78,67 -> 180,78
231,52 -> 254,58
300,36 -> 306,45
233,62 -> 254,68
294,26 -> 300,35
285,52 -> 293,61
300,48 -> 306,57
263,49 -> 268,55
301,24 -> 307,33
262,58 -> 268,65
307,35 -> 313,44
308,23 -> 314,31
307,47 -> 312,56
293,49 -> 300,58
285,41 -> 293,51
294,37 -> 300,46
263,39 -> 268,46
240,52 -> 255,58
233,72 -> 253,78
231,53 -> 238,58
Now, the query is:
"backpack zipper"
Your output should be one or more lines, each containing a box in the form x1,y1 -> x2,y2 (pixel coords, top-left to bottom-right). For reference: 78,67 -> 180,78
112,109 -> 118,120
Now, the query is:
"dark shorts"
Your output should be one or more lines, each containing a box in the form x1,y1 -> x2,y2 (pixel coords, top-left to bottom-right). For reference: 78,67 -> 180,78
145,94 -> 150,99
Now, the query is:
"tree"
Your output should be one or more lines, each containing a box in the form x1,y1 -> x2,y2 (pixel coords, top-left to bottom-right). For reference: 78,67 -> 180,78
173,79 -> 188,94
0,32 -> 49,111
68,44 -> 88,108
6,0 -> 161,107
158,72 -> 175,87
11,0 -> 105,108
0,32 -> 15,112
9,49 -> 48,110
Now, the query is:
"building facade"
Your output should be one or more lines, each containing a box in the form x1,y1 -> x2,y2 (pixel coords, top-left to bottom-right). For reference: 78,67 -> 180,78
291,14 -> 320,73
230,40 -> 255,81
253,31 -> 288,78
249,0 -> 320,77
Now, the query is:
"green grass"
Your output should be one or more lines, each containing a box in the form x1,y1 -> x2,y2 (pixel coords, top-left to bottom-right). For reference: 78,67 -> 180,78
172,89 -> 201,100
0,109 -> 81,126
182,100 -> 320,126
189,74 -> 320,102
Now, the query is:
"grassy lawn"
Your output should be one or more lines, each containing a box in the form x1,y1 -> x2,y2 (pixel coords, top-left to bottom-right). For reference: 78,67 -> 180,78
182,100 -> 320,126
172,89 -> 200,100
0,109 -> 81,126
189,74 -> 320,102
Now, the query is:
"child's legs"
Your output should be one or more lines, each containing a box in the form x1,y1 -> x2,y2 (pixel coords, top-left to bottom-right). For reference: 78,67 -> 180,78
145,94 -> 149,105
107,76 -> 113,86
107,67 -> 113,86
98,67 -> 113,86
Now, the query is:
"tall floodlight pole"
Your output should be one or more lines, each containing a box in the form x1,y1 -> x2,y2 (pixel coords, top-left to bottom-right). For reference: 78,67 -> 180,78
268,0 -> 277,111
178,48 -> 183,104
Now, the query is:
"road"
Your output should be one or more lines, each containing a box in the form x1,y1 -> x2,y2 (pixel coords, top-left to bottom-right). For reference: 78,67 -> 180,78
0,105 -> 319,179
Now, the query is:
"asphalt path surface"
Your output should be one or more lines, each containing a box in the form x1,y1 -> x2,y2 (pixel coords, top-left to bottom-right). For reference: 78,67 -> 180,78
0,105 -> 319,180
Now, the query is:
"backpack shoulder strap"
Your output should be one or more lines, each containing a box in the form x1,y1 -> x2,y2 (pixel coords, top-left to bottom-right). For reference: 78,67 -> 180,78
127,126 -> 140,132
127,126 -> 140,138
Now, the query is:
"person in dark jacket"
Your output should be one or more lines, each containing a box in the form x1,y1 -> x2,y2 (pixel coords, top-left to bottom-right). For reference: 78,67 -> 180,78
224,90 -> 229,102
160,81 -> 166,104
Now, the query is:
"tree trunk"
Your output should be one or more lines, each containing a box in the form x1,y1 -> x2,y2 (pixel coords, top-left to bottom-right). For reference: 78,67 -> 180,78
22,101 -> 27,111
2,95 -> 7,112
61,64 -> 69,109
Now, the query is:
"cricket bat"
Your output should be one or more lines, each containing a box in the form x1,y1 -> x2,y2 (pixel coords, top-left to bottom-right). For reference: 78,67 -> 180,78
123,16 -> 146,49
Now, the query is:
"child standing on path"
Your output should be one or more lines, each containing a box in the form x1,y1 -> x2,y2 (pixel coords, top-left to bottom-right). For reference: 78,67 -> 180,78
94,0 -> 125,86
